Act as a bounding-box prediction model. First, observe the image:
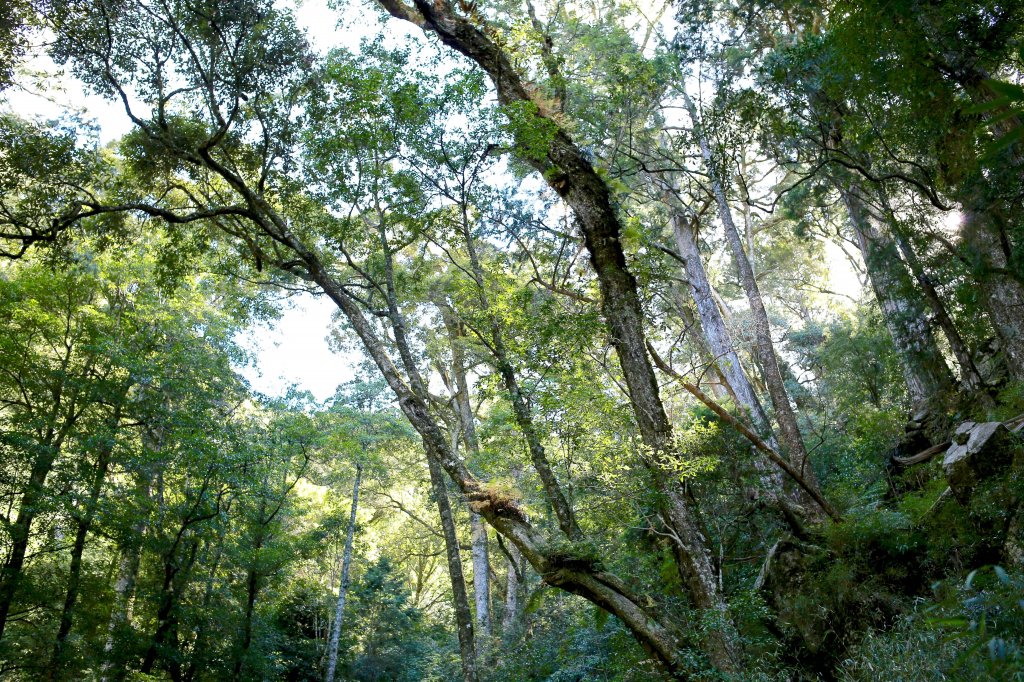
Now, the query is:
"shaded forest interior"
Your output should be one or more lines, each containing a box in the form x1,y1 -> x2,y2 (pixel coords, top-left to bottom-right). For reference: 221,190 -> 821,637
1,0 -> 1024,679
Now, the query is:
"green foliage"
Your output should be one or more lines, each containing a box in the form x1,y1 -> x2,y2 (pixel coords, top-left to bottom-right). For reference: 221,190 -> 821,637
841,566 -> 1024,681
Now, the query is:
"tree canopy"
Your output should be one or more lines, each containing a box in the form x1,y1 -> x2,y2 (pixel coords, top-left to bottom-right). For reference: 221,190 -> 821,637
1,0 -> 1023,679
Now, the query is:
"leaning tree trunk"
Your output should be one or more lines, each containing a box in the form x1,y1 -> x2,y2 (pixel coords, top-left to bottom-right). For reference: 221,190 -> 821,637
682,91 -> 820,502
255,198 -> 692,671
373,2 -> 738,668
840,182 -> 957,408
0,440 -> 65,642
868,184 -> 985,392
671,212 -> 775,439
325,463 -> 361,682
670,210 -> 818,523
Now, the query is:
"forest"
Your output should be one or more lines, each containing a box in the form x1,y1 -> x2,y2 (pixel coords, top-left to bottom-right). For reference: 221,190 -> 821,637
0,0 -> 1023,679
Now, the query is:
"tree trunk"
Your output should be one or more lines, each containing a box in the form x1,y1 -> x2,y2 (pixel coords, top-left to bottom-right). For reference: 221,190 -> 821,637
672,212 -> 774,438
683,91 -> 820,501
426,455 -> 479,682
456,223 -> 582,540
0,444 -> 62,641
501,541 -> 524,640
234,561 -> 260,675
51,410 -> 119,678
880,205 -> 985,392
840,183 -> 957,408
325,463 -> 361,682
675,300 -> 736,403
960,196 -> 1024,380
439,306 -> 493,644
101,460 -> 156,682
140,536 -> 200,675
469,513 -> 492,641
182,534 -> 229,682
233,540 -> 263,681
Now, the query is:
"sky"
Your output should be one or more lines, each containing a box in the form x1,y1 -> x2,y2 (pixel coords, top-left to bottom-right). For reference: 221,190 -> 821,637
4,0 -> 375,402
2,0 -> 875,403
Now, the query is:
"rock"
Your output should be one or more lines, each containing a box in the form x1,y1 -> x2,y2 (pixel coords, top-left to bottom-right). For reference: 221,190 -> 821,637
942,421 -> 1024,503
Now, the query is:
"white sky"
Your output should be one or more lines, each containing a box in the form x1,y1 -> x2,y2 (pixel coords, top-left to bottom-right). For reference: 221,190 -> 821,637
2,0 -> 870,402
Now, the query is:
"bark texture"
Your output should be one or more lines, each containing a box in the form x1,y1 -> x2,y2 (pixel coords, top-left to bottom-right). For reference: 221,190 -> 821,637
441,309 -> 494,642
672,212 -> 774,438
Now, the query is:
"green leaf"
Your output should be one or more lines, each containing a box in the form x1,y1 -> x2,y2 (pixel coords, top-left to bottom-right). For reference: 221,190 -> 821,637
594,605 -> 609,630
984,79 -> 1024,101
524,587 -> 554,615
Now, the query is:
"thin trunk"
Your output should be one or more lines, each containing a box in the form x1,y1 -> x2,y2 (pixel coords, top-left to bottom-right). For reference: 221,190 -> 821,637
140,535 -> 200,675
841,183 -> 957,408
0,445 -> 61,640
233,538 -> 263,681
671,212 -> 814,524
458,225 -> 581,540
325,464 -> 361,682
439,305 -> 493,643
426,455 -> 478,682
51,410 -> 119,678
684,91 -> 820,500
182,535 -> 229,682
889,221 -> 985,392
864,180 -> 984,391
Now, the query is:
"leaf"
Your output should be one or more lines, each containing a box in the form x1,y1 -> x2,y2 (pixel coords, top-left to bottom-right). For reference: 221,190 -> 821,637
984,79 -> 1024,101
964,98 -> 1010,115
594,605 -> 609,630
988,637 -> 1007,662
524,587 -> 553,615
993,565 -> 1010,585
926,616 -> 969,629
983,126 -> 1024,160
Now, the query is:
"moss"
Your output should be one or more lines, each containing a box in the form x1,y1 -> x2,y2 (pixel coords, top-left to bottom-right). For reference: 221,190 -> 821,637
541,539 -> 604,572
465,480 -> 528,522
